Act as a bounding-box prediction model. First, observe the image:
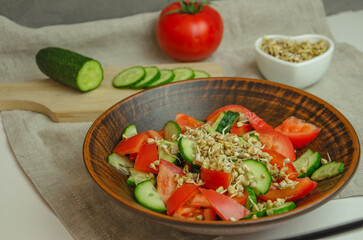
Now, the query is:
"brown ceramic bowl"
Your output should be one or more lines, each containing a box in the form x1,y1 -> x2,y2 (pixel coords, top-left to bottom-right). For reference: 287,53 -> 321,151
83,77 -> 360,235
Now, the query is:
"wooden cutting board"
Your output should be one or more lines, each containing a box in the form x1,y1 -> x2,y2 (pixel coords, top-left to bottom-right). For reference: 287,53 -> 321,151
0,62 -> 223,122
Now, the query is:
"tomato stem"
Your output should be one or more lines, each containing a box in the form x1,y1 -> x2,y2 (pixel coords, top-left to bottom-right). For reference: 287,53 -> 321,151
162,0 -> 210,18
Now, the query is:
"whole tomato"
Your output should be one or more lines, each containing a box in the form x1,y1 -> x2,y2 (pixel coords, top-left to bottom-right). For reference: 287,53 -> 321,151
156,1 -> 224,61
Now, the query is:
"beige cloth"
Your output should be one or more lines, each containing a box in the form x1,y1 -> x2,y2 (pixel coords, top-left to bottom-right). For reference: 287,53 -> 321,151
1,0 -> 362,239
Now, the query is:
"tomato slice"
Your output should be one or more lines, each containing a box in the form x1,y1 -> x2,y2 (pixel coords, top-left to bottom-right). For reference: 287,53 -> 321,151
263,149 -> 298,180
204,208 -> 217,221
275,116 -> 321,149
256,128 -> 296,161
166,183 -> 200,215
175,113 -> 203,133
173,206 -> 203,220
146,129 -> 164,140
229,124 -> 253,136
245,111 -> 273,130
157,159 -> 184,203
259,177 -> 317,202
201,168 -> 232,190
190,192 -> 211,207
199,188 -> 250,221
231,194 -> 247,205
113,132 -> 148,155
205,105 -> 249,122
134,143 -> 159,174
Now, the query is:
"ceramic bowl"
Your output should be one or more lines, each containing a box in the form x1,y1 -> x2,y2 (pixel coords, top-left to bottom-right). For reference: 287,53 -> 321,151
255,34 -> 334,89
83,77 -> 359,235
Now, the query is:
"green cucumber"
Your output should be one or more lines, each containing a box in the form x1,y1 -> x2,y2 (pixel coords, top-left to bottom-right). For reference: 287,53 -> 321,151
242,209 -> 267,220
146,69 -> 175,88
266,201 -> 296,216
158,140 -> 178,164
134,180 -> 166,212
193,70 -> 211,78
172,67 -> 194,82
127,168 -> 156,186
132,66 -> 160,88
35,47 -> 103,92
245,186 -> 258,211
311,161 -> 344,181
207,111 -> 226,133
112,66 -> 145,88
216,111 -> 240,134
293,149 -> 321,178
243,159 -> 271,196
178,137 -> 197,164
163,121 -> 182,141
122,124 -> 137,139
107,153 -> 134,175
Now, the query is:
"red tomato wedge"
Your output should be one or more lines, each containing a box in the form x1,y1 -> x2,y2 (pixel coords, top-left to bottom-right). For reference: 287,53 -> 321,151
157,159 -> 184,203
263,149 -> 299,180
201,168 -> 232,190
229,124 -> 253,136
173,206 -> 203,220
206,105 -> 249,122
166,183 -> 199,215
204,208 -> 217,221
146,129 -> 164,140
245,111 -> 273,129
134,143 -> 159,174
256,128 -> 296,161
231,194 -> 247,205
190,192 -> 211,207
275,116 -> 321,149
259,177 -> 317,202
113,132 -> 148,155
199,188 -> 250,221
175,113 -> 203,133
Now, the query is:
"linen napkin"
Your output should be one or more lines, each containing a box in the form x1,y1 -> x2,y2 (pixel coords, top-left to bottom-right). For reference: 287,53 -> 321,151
1,0 -> 362,239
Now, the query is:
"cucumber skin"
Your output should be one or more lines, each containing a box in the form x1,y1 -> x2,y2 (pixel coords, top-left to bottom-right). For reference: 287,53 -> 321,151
36,47 -> 103,92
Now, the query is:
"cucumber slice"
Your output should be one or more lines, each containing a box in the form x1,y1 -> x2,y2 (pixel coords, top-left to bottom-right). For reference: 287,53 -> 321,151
107,153 -> 134,175
243,159 -> 271,196
172,67 -> 194,82
127,168 -> 156,186
146,69 -> 175,88
245,186 -> 258,211
216,111 -> 240,134
266,201 -> 296,216
132,66 -> 160,88
112,66 -> 145,88
193,70 -> 211,78
35,47 -> 103,92
311,161 -> 344,181
207,112 -> 226,133
178,137 -> 197,164
242,209 -> 267,220
134,180 -> 166,212
163,121 -> 182,141
122,124 -> 137,139
293,149 -> 321,178
158,140 -> 178,164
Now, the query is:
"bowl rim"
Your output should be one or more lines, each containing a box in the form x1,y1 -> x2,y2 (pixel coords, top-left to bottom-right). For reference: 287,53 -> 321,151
254,34 -> 335,67
83,77 -> 360,228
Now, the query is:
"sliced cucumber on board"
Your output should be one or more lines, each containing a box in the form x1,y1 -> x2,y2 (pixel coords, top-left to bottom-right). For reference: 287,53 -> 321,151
112,66 -> 145,88
146,69 -> 175,88
134,180 -> 166,212
311,161 -> 344,181
35,47 -> 103,92
172,67 -> 194,82
133,66 -> 160,88
193,70 -> 211,78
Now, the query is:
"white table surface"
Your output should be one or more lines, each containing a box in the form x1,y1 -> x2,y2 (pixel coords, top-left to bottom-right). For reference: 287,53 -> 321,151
1,10 -> 363,240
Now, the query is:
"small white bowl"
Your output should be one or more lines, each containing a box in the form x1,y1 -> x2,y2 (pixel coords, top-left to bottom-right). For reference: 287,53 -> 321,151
255,34 -> 334,88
